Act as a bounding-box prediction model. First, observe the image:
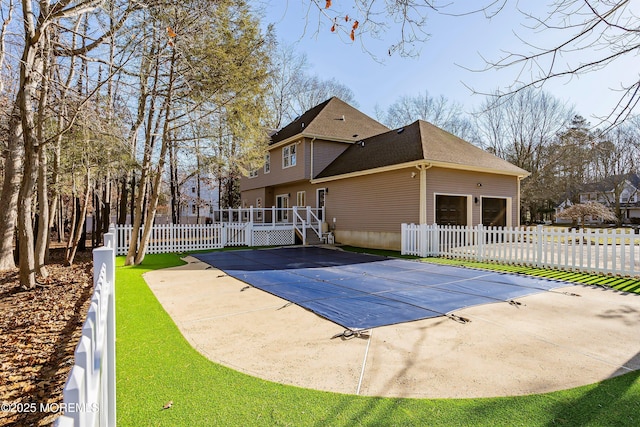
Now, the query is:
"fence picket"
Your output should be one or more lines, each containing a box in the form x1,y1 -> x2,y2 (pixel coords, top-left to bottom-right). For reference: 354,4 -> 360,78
55,232 -> 116,427
402,224 -> 640,278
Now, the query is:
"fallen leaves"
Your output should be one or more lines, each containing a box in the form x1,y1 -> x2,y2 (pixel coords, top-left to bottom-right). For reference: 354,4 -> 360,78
0,250 -> 93,426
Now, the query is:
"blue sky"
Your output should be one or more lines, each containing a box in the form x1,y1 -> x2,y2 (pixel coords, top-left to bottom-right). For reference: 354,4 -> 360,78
260,1 -> 636,125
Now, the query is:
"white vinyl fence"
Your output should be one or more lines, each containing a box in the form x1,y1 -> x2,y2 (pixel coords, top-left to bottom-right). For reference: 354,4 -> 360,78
402,224 -> 640,277
55,228 -> 117,427
115,223 -> 295,255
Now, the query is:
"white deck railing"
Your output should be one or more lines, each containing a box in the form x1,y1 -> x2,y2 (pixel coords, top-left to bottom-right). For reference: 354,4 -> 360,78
115,223 -> 296,255
115,207 -> 324,255
402,224 -> 640,277
210,206 -> 324,228
55,228 -> 117,427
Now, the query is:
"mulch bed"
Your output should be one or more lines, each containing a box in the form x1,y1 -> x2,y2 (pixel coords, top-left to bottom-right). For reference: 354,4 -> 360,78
0,250 -> 94,427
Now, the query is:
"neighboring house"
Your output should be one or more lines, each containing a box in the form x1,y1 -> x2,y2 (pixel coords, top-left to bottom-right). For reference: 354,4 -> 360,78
240,97 -> 530,250
554,199 -> 573,224
180,174 -> 220,224
560,173 -> 640,224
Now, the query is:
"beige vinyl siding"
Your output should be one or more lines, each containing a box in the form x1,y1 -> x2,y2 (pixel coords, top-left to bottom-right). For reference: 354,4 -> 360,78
311,140 -> 351,178
324,168 -> 420,233
270,181 -> 324,208
425,167 -> 519,226
240,139 -> 307,191
241,188 -> 266,208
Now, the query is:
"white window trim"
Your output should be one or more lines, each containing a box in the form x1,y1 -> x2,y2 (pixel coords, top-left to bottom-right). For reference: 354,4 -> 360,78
264,153 -> 270,174
249,169 -> 258,178
282,143 -> 297,169
297,191 -> 306,206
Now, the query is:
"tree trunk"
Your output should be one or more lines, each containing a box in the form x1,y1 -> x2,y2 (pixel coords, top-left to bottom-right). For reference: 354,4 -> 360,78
34,146 -> 49,277
0,105 -> 23,270
66,169 -> 90,265
16,0 -> 44,289
118,175 -> 128,224
65,178 -> 78,261
17,143 -> 38,289
102,177 -> 111,236
169,140 -> 179,224
133,48 -> 177,265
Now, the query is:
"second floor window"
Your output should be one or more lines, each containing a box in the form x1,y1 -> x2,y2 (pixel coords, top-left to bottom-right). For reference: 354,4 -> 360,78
249,169 -> 258,178
283,144 -> 296,168
264,153 -> 270,173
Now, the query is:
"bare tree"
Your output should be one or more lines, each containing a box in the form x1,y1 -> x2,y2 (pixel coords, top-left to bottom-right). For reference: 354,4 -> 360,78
265,43 -> 358,129
474,88 -> 574,222
378,90 -> 476,140
467,0 -> 640,128
294,75 -> 358,113
586,122 -> 640,223
5,0 -> 138,287
309,1 -> 640,125
264,44 -> 308,129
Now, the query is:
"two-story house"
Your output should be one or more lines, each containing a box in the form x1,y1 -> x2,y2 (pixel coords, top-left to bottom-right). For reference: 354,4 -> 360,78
240,97 -> 529,250
575,173 -> 640,223
180,174 -> 220,224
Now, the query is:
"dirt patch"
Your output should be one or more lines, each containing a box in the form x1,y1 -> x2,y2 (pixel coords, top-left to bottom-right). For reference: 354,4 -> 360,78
0,250 -> 93,427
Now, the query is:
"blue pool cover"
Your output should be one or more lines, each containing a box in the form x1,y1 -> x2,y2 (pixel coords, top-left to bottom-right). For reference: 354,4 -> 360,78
194,247 -> 566,330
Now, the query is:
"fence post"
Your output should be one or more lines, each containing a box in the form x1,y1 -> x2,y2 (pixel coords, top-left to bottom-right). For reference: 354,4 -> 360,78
432,224 -> 440,256
401,224 -> 407,255
246,223 -> 253,246
536,224 -> 544,268
476,224 -> 483,262
418,224 -> 426,257
222,223 -> 228,247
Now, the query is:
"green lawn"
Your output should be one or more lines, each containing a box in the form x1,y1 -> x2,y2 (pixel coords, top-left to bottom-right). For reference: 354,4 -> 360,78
116,253 -> 640,426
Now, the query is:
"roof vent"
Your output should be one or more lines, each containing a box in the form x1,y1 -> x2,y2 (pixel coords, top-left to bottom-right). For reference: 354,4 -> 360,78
301,122 -> 305,128
352,134 -> 358,138
397,128 -> 405,134
358,140 -> 365,147
341,115 -> 345,121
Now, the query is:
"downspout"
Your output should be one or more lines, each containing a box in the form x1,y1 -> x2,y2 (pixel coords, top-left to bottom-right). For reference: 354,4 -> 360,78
417,163 -> 432,224
517,176 -> 523,226
310,137 -> 317,180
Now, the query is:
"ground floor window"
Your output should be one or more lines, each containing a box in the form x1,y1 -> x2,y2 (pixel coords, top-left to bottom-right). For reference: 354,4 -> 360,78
482,197 -> 507,227
297,191 -> 306,206
435,195 -> 468,226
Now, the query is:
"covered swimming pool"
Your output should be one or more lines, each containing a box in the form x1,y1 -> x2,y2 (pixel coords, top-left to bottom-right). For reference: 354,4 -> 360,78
194,247 -> 566,331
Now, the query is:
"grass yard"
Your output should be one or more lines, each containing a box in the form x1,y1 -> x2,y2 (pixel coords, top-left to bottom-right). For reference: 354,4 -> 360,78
116,253 -> 640,426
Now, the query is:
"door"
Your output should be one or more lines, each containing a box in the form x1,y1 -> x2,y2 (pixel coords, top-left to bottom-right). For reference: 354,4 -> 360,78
276,194 -> 289,222
435,195 -> 468,226
317,188 -> 326,221
482,197 -> 507,227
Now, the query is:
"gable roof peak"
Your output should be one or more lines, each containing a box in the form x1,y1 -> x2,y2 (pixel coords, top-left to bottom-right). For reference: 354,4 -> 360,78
270,97 -> 389,145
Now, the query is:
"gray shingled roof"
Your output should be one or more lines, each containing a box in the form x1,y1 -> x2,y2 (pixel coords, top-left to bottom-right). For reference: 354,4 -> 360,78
581,173 -> 640,193
270,97 -> 389,144
316,120 -> 529,178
